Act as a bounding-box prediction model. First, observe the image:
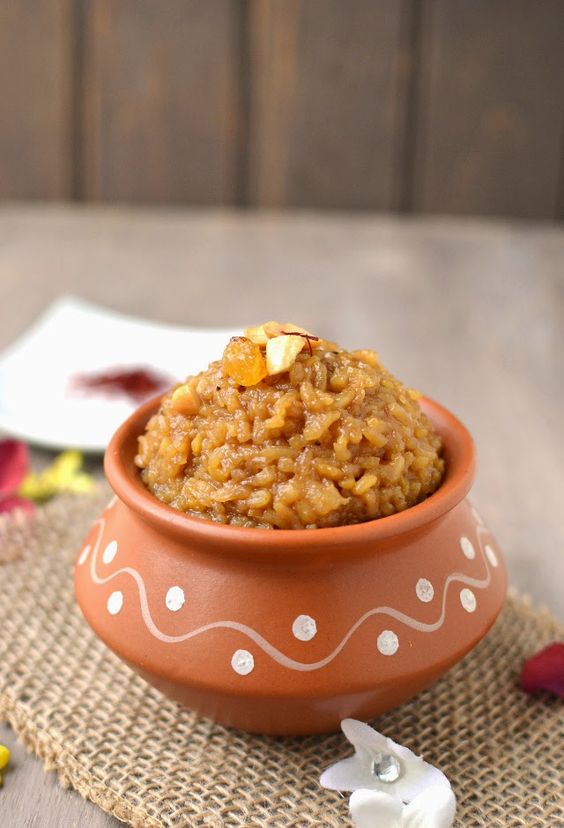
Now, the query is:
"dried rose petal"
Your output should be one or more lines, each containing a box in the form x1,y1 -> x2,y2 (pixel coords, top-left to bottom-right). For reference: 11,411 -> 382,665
0,495 -> 35,515
0,440 -> 29,494
520,642 -> 564,697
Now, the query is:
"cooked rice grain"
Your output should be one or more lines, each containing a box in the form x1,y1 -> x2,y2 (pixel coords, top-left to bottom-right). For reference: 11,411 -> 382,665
135,343 -> 444,529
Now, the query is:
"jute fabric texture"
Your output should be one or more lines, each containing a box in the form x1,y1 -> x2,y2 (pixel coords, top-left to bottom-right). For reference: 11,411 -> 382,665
0,493 -> 562,827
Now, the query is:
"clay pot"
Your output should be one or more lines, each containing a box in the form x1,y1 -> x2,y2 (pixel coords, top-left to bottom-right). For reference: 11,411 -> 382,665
74,396 -> 506,735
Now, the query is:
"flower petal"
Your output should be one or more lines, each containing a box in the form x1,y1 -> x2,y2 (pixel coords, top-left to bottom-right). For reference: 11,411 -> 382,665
349,789 -> 404,828
520,643 -> 564,697
341,718 -> 390,756
0,495 -> 35,515
383,746 -> 451,803
321,719 -> 453,812
18,450 -> 94,502
0,440 -> 28,494
330,721 -> 451,801
403,785 -> 456,828
320,756 -> 375,792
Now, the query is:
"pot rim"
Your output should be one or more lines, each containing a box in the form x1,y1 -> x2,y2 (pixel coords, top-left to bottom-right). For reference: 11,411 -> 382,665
104,395 -> 475,553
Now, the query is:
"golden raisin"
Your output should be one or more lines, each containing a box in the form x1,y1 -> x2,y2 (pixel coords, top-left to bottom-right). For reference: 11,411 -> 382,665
222,337 -> 267,387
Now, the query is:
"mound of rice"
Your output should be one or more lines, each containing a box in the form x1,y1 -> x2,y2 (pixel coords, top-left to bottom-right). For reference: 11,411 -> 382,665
135,325 -> 444,529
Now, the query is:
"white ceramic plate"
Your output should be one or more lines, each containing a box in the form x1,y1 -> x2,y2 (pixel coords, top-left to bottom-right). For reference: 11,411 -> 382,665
0,296 -> 239,453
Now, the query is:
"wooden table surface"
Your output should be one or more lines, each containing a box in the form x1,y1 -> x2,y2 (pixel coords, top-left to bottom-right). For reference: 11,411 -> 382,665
0,205 -> 562,826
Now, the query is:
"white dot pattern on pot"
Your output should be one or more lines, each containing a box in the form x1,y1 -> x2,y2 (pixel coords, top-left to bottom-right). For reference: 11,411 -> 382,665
460,588 -> 477,613
107,591 -> 123,616
82,511 -> 500,673
415,578 -> 434,603
377,630 -> 399,656
165,586 -> 185,612
102,540 -> 118,565
292,615 -> 317,641
231,649 -> 254,676
460,536 -> 475,560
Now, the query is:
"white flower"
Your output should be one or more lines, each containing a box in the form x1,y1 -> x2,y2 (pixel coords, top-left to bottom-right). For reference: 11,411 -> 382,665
320,719 -> 451,802
349,786 -> 456,828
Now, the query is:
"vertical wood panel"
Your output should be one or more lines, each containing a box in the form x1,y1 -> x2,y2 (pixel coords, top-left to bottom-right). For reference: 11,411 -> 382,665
82,1 -> 242,204
0,1 -> 72,199
414,0 -> 564,219
248,0 -> 407,209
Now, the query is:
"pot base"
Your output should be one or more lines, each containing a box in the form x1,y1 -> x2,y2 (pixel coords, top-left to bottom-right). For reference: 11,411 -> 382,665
134,652 -> 481,735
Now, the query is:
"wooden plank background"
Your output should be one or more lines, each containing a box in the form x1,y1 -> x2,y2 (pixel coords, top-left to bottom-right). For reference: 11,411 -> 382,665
81,0 -> 241,204
0,0 -> 73,199
0,0 -> 563,217
413,0 -> 564,219
247,0 -> 406,209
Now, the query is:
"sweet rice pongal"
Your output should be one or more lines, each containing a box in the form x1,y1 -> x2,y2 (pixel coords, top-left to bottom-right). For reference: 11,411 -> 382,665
135,323 -> 444,529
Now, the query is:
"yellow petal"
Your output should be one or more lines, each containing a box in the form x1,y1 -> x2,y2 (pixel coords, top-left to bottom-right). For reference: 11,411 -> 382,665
18,472 -> 52,502
0,744 -> 10,772
51,450 -> 82,483
17,451 -> 95,502
65,473 -> 95,494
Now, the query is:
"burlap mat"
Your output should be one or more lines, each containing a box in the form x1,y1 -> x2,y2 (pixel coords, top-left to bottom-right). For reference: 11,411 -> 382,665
0,493 -> 562,828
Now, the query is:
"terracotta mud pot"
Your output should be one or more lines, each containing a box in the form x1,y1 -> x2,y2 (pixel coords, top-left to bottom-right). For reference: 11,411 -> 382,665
75,397 -> 506,735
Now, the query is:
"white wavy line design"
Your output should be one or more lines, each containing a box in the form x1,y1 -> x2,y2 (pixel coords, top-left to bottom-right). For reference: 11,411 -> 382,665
81,502 -> 494,672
